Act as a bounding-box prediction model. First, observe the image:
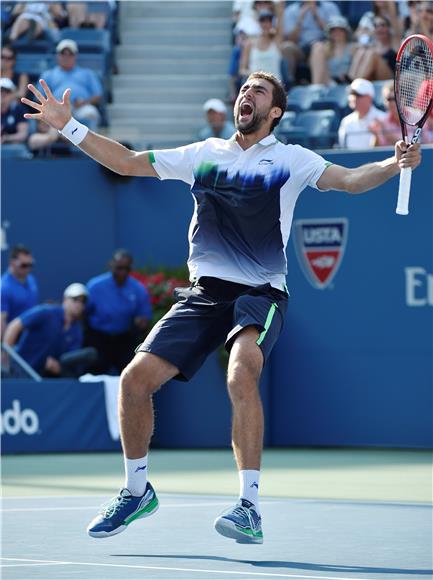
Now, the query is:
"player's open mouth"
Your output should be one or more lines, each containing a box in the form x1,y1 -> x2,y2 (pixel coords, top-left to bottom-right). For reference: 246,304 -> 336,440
239,101 -> 254,121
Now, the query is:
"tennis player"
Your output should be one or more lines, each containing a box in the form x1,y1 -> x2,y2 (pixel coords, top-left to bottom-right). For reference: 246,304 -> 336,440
22,72 -> 421,544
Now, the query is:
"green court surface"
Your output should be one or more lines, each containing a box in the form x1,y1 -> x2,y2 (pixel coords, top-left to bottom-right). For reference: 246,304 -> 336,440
2,448 -> 432,503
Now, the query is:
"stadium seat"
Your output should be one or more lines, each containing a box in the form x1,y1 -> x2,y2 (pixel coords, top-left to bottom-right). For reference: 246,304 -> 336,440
311,84 -> 350,118
275,111 -> 307,145
59,28 -> 111,54
286,84 -> 328,113
15,53 -> 55,81
372,80 -> 390,110
295,109 -> 339,148
11,37 -> 55,54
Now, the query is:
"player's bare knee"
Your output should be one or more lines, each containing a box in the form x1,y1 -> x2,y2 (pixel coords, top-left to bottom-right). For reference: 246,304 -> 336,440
227,359 -> 261,404
120,358 -> 160,398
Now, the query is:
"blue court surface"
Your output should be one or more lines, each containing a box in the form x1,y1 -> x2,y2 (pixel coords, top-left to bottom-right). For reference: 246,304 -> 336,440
1,492 -> 432,580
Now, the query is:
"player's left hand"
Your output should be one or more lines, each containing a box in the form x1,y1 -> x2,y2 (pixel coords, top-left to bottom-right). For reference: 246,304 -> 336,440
395,141 -> 421,170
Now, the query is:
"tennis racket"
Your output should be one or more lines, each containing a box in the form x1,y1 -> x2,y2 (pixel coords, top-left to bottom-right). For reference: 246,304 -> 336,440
394,34 -> 433,215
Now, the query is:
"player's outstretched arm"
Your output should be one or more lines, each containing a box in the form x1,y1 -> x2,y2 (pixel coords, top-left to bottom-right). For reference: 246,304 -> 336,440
317,141 -> 421,194
22,80 -> 158,177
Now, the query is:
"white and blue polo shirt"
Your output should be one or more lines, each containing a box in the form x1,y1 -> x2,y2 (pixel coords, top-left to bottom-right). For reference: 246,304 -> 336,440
151,134 -> 329,290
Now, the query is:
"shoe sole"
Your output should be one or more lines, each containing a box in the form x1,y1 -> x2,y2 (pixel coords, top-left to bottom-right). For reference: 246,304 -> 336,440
87,500 -> 159,538
214,517 -> 263,544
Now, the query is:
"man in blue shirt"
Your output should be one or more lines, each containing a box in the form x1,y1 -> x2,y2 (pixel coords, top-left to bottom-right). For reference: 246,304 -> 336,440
85,250 -> 152,375
42,39 -> 102,131
198,98 -> 236,140
1,244 -> 39,337
3,282 -> 96,377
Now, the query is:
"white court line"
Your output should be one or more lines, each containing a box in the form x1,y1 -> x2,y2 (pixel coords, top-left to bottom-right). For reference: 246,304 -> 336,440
0,500 -> 286,513
0,502 -> 229,512
0,558 -> 375,580
1,563 -> 66,568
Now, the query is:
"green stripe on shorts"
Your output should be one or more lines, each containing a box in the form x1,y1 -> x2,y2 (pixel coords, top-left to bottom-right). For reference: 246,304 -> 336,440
256,302 -> 278,346
149,151 -> 156,164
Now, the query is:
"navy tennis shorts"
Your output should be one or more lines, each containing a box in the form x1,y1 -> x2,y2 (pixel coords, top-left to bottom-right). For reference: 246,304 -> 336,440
137,276 -> 288,381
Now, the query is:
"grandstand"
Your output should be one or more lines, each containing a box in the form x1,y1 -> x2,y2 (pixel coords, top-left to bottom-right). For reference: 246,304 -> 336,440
4,0 -> 409,152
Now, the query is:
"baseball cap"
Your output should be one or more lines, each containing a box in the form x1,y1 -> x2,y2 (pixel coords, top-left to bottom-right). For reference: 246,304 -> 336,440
0,78 -> 16,91
203,98 -> 227,114
327,16 -> 351,32
56,39 -> 78,54
63,283 -> 88,299
349,78 -> 375,98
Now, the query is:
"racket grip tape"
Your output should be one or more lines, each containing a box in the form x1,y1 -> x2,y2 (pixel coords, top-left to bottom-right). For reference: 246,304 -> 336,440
396,167 -> 412,215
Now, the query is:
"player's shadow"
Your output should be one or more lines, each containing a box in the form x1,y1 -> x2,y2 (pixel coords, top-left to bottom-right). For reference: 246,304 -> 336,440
111,554 -> 433,575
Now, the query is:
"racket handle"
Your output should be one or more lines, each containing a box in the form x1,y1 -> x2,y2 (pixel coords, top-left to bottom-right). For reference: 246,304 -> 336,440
396,167 -> 412,215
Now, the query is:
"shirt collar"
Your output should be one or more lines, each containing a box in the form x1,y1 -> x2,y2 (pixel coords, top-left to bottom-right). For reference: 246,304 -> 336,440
229,133 -> 277,147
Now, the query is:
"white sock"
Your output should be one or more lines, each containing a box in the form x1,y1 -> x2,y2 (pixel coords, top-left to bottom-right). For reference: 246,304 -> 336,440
124,454 -> 148,496
239,469 -> 260,514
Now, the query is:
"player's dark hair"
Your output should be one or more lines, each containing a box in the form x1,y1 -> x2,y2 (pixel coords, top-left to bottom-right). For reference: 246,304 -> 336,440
247,71 -> 287,130
10,244 -> 31,260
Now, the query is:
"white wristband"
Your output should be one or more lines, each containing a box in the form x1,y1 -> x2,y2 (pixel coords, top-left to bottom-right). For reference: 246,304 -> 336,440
59,117 -> 89,146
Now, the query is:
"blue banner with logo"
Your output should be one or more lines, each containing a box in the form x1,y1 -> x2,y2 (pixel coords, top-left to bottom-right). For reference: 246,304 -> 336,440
1,379 -> 121,453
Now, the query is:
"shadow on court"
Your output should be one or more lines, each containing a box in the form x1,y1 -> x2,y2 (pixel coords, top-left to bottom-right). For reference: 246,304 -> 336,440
111,554 -> 433,576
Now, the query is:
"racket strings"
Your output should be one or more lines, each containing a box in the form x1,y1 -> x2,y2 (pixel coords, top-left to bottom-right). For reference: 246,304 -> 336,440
396,37 -> 433,125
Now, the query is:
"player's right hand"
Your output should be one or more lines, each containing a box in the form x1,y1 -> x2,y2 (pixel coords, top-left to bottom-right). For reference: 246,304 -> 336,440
21,79 -> 72,131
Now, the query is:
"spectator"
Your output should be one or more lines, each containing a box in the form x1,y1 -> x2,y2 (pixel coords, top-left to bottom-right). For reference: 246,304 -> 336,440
8,2 -> 58,42
239,6 -> 285,81
85,250 -> 152,375
1,244 -> 38,337
404,1 -> 433,41
349,14 -> 400,82
233,0 -> 261,37
338,78 -> 387,149
27,120 -> 63,155
354,1 -> 403,45
42,39 -> 102,131
1,78 -> 29,155
370,81 -> 433,146
309,15 -> 354,85
198,99 -> 236,140
1,45 -> 29,100
3,283 -> 97,377
66,1 -> 109,30
369,81 -> 402,146
282,0 -> 341,84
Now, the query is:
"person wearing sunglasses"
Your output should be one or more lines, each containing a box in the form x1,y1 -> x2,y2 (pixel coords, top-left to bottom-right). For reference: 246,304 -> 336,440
1,45 -> 29,101
3,283 -> 97,378
84,249 -> 152,375
1,244 -> 39,338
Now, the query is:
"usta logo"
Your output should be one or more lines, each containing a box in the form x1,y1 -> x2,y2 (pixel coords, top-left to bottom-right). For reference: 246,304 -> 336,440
0,400 -> 39,435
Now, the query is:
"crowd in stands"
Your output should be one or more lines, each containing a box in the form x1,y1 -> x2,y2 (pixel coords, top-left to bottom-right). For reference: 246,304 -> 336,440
1,1 -> 116,158
2,1 -> 433,157
228,0 -> 433,148
1,245 -> 153,379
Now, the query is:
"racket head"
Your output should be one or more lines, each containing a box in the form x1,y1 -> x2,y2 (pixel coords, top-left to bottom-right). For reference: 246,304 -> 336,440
394,34 -> 433,129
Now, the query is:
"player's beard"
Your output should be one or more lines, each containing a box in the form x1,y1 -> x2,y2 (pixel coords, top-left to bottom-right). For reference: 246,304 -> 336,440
235,107 -> 270,135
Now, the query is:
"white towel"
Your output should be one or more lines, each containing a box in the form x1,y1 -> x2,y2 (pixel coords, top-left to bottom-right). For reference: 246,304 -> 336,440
79,374 -> 120,440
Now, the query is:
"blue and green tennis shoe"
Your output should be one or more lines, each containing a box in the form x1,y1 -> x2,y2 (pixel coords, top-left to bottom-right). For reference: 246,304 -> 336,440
214,498 -> 263,544
87,482 -> 159,538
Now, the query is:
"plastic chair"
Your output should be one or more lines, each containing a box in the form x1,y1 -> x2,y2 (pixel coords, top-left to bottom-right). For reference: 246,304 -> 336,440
59,28 -> 111,54
286,84 -> 328,113
15,53 -> 54,80
295,109 -> 339,148
311,84 -> 350,117
372,80 -> 390,110
275,111 -> 307,145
